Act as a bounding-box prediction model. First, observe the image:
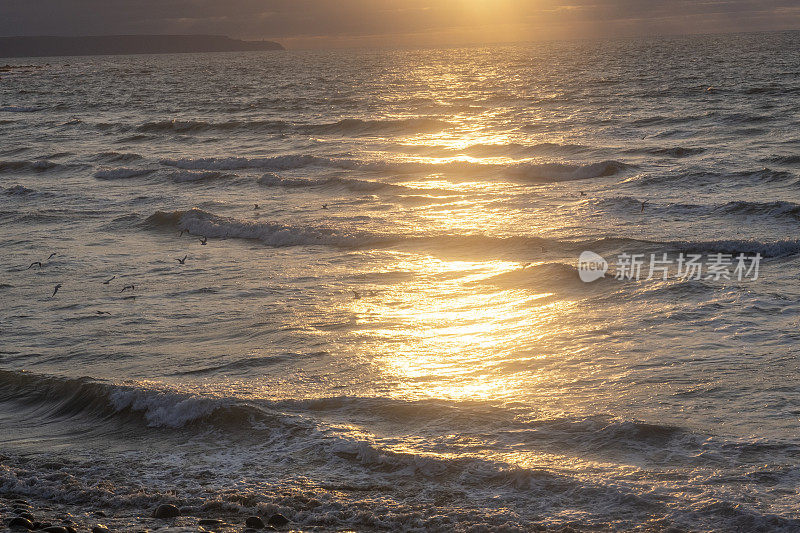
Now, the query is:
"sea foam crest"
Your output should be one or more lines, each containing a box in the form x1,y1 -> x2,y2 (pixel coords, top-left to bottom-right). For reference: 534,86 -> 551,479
146,208 -> 385,248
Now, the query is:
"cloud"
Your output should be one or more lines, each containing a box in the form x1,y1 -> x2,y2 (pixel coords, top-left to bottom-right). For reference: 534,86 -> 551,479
1,0 -> 799,48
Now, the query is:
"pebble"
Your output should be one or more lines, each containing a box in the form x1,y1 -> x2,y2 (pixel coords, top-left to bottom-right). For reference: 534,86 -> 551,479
153,503 -> 181,519
94,510 -> 107,517
245,516 -> 265,528
267,514 -> 289,527
8,516 -> 35,530
198,518 -> 223,526
43,527 -> 69,533
91,525 -> 110,533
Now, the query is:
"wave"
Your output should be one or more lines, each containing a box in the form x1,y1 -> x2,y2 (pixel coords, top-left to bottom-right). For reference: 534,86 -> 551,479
296,117 -> 452,136
142,208 -> 800,258
161,154 -> 324,171
506,160 -> 632,182
0,106 -> 40,113
3,184 -> 36,195
477,262 -> 597,290
255,173 -> 448,194
133,118 -> 289,134
627,146 -> 705,158
0,159 -> 70,173
398,142 -> 594,159
122,117 -> 452,136
591,197 -> 800,221
764,155 -> 800,165
93,151 -> 143,163
169,170 -> 236,183
144,208 -> 385,248
2,368 -> 797,468
162,155 -> 633,182
0,369 -> 702,454
624,167 -> 795,186
94,168 -> 153,180
461,142 -> 591,158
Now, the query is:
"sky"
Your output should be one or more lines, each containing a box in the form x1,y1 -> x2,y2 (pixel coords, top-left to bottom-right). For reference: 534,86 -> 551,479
2,0 -> 800,48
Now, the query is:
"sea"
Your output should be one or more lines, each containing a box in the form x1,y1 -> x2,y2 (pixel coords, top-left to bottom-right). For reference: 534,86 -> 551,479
1,30 -> 800,531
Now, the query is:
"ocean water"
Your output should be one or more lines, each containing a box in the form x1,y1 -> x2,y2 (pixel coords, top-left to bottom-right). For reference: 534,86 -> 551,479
1,31 -> 800,531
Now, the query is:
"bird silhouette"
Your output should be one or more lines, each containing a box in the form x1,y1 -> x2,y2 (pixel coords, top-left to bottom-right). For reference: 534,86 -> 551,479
47,252 -> 57,260
102,276 -> 115,284
176,255 -> 187,264
199,236 -> 208,245
27,261 -> 42,270
120,285 -> 135,293
51,284 -> 62,297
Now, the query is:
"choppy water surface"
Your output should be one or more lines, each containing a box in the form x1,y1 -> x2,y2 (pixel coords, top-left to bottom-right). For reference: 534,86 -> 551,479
2,31 -> 800,531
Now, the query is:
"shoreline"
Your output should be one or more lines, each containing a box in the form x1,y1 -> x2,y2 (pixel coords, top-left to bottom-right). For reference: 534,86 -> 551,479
1,493 -> 292,532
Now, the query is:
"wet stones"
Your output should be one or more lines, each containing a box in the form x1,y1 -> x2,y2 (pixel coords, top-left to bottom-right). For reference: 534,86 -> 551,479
153,503 -> 181,519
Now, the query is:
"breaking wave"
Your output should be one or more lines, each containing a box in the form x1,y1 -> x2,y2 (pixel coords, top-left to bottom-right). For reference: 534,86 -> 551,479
94,168 -> 153,180
145,208 -> 386,248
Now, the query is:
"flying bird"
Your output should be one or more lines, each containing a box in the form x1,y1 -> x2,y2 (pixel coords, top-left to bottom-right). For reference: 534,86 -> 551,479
254,204 -> 260,210
322,204 -> 328,210
51,284 -> 62,297
176,255 -> 187,264
27,261 -> 42,270
199,236 -> 208,245
352,290 -> 361,300
120,284 -> 135,293
641,201 -> 648,213
47,252 -> 57,260
102,276 -> 115,284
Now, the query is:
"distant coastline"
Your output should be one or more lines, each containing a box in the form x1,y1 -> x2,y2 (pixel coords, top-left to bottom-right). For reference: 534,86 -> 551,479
0,35 -> 284,58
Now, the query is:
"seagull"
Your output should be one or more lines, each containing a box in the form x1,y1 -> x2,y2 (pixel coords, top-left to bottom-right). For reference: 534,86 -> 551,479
27,261 -> 42,270
102,276 -> 115,284
352,290 -> 361,300
322,204 -> 328,210
199,236 -> 207,245
47,252 -> 57,260
96,310 -> 110,315
641,201 -> 648,213
579,191 -> 586,196
120,285 -> 135,293
254,204 -> 260,210
176,255 -> 187,264
51,284 -> 62,297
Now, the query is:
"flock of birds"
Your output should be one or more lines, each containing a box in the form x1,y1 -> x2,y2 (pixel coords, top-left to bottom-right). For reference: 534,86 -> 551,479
26,229 -> 210,300
24,200 -> 346,304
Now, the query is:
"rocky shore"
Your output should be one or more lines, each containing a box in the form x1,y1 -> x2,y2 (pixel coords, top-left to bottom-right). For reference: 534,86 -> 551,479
1,495 -> 291,532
